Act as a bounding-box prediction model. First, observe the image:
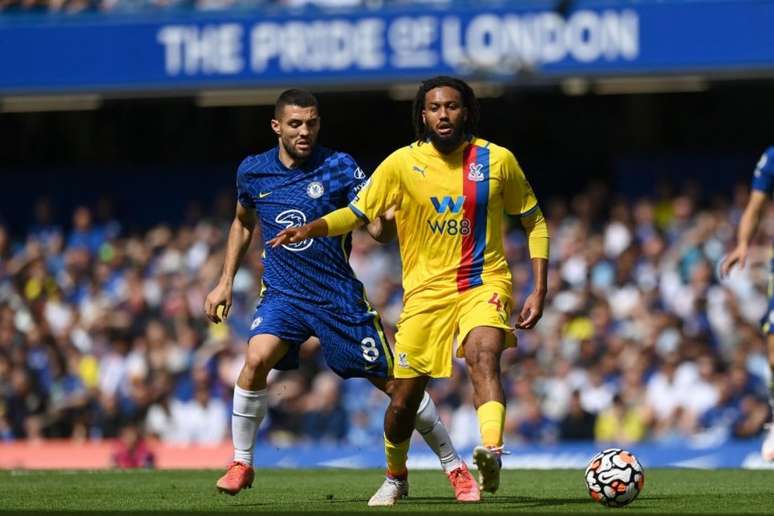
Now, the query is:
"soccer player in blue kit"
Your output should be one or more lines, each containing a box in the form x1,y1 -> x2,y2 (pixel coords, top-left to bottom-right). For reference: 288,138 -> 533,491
204,89 -> 479,501
721,146 -> 774,461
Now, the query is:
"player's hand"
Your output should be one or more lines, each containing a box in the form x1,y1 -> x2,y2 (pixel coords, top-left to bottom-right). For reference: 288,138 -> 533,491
368,207 -> 398,244
268,226 -> 310,248
204,281 -> 233,324
720,245 -> 748,278
514,290 -> 545,330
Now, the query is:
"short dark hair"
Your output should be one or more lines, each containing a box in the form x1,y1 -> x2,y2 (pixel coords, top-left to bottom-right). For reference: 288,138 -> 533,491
412,76 -> 480,143
274,89 -> 319,119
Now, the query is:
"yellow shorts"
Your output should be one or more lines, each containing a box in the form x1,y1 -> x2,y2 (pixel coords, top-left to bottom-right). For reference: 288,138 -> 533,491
393,284 -> 516,378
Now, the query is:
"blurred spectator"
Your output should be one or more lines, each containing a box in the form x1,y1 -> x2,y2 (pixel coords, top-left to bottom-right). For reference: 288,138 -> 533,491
300,372 -> 348,443
29,198 -> 61,247
112,423 -> 155,468
346,409 -> 375,447
580,367 -> 615,414
449,379 -> 481,449
559,390 -> 596,441
4,369 -> 46,440
594,394 -> 646,444
174,381 -> 227,444
66,207 -> 105,255
45,350 -> 89,438
645,353 -> 684,439
266,371 -> 308,444
514,396 -> 558,444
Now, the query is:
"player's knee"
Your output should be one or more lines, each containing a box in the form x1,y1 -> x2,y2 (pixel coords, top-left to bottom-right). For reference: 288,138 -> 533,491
387,395 -> 419,421
386,399 -> 409,419
244,349 -> 273,376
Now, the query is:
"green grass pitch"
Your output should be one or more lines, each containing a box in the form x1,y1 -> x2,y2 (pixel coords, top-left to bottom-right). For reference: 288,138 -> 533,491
1,469 -> 773,514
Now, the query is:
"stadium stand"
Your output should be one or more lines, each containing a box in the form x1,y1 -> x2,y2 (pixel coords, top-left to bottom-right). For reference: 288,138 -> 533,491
1,183 -> 771,450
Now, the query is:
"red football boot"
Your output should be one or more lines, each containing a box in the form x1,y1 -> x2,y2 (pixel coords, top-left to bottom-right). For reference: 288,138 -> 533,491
447,463 -> 480,502
216,461 -> 255,495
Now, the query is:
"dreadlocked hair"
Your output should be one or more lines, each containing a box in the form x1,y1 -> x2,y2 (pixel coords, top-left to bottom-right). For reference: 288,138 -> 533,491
412,76 -> 480,144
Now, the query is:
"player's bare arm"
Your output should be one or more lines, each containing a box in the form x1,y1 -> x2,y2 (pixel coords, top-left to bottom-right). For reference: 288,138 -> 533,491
205,202 -> 258,323
513,204 -> 549,329
516,257 -> 547,329
720,189 -> 768,277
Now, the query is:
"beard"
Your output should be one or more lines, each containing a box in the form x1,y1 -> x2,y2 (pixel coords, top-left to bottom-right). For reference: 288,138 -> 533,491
281,136 -> 314,162
428,124 -> 465,154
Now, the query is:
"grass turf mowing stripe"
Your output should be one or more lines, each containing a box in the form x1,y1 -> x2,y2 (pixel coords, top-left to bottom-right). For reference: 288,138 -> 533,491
0,469 -> 773,513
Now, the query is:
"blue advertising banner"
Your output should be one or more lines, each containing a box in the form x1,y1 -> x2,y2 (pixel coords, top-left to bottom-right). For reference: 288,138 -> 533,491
250,439 -> 774,470
1,0 -> 774,93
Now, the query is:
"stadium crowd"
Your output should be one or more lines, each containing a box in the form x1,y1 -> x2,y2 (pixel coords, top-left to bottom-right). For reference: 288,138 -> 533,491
0,180 -> 772,451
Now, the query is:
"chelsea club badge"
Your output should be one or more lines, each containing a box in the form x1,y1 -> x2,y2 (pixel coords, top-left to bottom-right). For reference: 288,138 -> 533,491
307,181 -> 324,199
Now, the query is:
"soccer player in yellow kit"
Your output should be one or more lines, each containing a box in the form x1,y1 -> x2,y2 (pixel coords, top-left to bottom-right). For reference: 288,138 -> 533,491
270,76 -> 549,505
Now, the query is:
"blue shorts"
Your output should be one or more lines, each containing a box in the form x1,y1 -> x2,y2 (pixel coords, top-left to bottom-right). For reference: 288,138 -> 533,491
247,293 -> 393,379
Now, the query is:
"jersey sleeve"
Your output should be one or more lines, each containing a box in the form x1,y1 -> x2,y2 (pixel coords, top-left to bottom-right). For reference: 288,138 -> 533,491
502,150 -> 538,216
349,151 -> 403,222
236,157 -> 256,209
336,153 -> 370,204
751,147 -> 774,195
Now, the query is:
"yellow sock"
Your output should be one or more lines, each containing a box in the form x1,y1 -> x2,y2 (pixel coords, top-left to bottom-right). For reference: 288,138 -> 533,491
477,401 -> 505,448
384,435 -> 410,478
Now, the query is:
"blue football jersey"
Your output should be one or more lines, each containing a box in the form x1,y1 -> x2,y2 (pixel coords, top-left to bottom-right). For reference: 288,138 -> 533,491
237,145 -> 372,312
751,146 -> 774,194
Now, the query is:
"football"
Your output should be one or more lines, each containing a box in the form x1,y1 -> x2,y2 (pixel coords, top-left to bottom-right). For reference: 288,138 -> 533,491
584,448 -> 645,507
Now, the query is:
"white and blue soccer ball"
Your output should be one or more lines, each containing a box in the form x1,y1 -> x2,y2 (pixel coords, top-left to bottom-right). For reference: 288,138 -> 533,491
584,448 -> 645,507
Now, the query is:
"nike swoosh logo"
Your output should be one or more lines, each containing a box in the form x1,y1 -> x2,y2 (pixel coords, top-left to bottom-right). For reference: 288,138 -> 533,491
259,192 -> 272,199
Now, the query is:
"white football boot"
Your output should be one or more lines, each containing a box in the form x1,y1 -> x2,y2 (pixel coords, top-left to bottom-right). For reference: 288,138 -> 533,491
367,476 -> 409,506
762,423 -> 774,461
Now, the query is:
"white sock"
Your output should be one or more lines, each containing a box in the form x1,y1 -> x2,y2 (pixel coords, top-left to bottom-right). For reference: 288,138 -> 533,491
414,391 -> 463,473
232,385 -> 267,466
